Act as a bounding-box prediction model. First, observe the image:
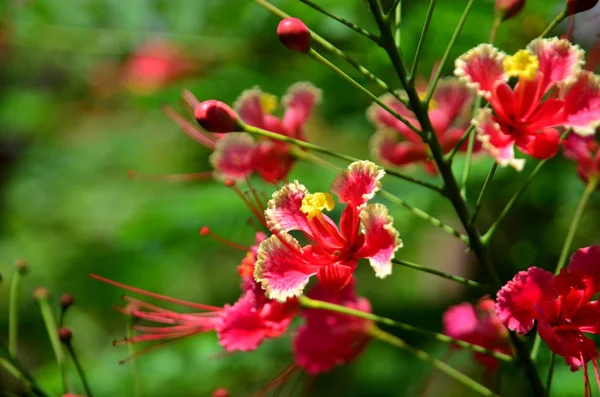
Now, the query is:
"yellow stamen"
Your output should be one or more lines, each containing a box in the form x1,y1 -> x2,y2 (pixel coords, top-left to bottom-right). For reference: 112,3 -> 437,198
418,90 -> 437,110
300,192 -> 335,220
503,49 -> 539,80
260,93 -> 278,114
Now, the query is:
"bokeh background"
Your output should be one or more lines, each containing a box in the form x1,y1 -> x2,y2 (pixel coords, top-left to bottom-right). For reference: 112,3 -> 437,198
1,0 -> 599,396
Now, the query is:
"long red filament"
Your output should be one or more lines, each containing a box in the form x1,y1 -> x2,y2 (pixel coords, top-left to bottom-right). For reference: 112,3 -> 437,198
90,274 -> 222,311
162,105 -> 217,149
200,228 -> 249,251
245,176 -> 266,213
229,183 -> 268,228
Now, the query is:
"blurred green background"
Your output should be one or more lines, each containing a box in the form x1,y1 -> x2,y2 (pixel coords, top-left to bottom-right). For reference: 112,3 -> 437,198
1,0 -> 599,396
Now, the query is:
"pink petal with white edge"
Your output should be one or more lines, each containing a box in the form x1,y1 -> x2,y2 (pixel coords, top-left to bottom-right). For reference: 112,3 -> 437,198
233,87 -> 267,129
496,267 -> 555,334
264,181 -> 313,235
281,82 -> 322,139
454,44 -> 507,98
473,108 -> 525,171
330,161 -> 385,209
528,37 -> 584,91
355,203 -> 402,278
209,133 -> 256,180
216,291 -> 267,352
433,77 -> 476,127
442,302 -> 479,340
561,70 -> 600,136
254,233 -> 319,302
567,245 -> 600,289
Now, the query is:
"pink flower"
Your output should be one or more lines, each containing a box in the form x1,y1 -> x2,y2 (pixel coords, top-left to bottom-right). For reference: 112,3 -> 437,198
443,298 -> 511,371
254,160 -> 402,301
367,78 -> 478,174
456,38 -> 600,170
496,246 -> 600,392
164,82 -> 321,183
293,279 -> 372,374
562,134 -> 600,184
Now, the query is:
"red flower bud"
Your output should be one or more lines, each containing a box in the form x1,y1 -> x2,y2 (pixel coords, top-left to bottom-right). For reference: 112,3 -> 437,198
194,100 -> 239,133
60,293 -> 74,309
566,0 -> 598,15
58,327 -> 72,343
277,18 -> 311,52
495,0 -> 526,20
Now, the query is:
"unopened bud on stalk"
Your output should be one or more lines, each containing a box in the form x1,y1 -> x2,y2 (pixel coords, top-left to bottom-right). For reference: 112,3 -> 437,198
58,327 -> 72,343
194,100 -> 239,133
566,0 -> 599,15
495,0 -> 526,20
33,286 -> 50,301
277,18 -> 311,52
15,258 -> 28,275
60,293 -> 74,309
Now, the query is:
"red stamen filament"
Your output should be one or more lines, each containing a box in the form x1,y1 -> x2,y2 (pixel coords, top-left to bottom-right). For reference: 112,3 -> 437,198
245,176 -> 266,213
162,104 -> 217,149
200,227 -> 250,251
90,274 -> 222,311
228,183 -> 268,228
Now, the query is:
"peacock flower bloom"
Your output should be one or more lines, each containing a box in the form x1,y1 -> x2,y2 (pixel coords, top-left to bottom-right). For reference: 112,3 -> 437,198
293,279 -> 372,374
496,246 -> 600,393
254,160 -> 402,301
456,38 -> 600,170
367,77 -> 477,174
443,298 -> 511,371
562,134 -> 600,184
163,82 -> 321,184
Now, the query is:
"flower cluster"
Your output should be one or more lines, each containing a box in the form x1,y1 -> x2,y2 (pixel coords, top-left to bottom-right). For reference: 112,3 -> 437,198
563,134 -> 600,184
456,38 -> 600,170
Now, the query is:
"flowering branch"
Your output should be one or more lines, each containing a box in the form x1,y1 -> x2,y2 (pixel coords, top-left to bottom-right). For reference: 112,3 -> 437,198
298,0 -> 379,42
0,342 -> 49,397
392,258 -> 488,290
297,296 -> 512,362
367,326 -> 502,397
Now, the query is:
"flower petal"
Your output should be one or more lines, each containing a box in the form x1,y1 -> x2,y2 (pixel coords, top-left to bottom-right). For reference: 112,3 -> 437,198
234,87 -> 267,129
355,203 -> 402,278
528,37 -> 584,92
496,267 -> 555,334
366,94 -> 422,144
369,129 -> 428,168
281,82 -> 322,139
253,141 -> 295,184
567,245 -> 600,289
473,108 -> 525,171
330,160 -> 385,209
265,181 -> 312,235
561,70 -> 600,136
454,44 -> 507,98
216,291 -> 267,352
316,262 -> 357,292
515,128 -> 560,159
443,302 -> 479,341
433,77 -> 476,127
209,133 -> 256,180
254,233 -> 318,301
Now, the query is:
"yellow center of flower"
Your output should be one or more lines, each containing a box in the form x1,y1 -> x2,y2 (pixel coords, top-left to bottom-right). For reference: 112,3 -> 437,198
260,93 -> 278,114
418,90 -> 437,110
300,192 -> 335,220
503,49 -> 539,80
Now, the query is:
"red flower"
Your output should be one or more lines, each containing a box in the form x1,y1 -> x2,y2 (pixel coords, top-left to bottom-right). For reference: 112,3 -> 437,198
443,298 -> 511,371
367,78 -> 477,174
254,161 -> 402,301
293,279 -> 372,374
562,134 -> 600,184
496,246 -> 600,394
456,38 -> 600,170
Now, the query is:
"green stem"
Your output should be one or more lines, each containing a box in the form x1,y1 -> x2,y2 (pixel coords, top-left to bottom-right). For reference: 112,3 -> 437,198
242,122 -> 443,194
460,122 -> 476,198
470,163 -> 498,226
488,14 -> 502,44
392,258 -> 488,290
298,0 -> 379,41
386,0 -> 402,15
252,0 -> 406,104
38,298 -> 67,394
540,9 -> 567,38
126,316 -> 141,397
0,343 -> 49,397
444,124 -> 475,163
393,0 -> 401,50
554,176 -> 598,274
8,272 -> 23,357
65,342 -> 93,397
298,295 -> 512,362
409,0 -> 437,81
545,353 -> 556,397
307,48 -> 421,135
424,0 -> 476,104
368,326 -> 501,397
379,190 -> 469,244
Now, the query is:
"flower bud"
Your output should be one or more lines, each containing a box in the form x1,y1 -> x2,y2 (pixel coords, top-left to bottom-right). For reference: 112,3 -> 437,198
33,286 -> 50,301
277,18 -> 311,52
495,0 -> 526,20
58,327 -> 72,343
194,100 -> 239,133
60,293 -> 74,309
566,0 -> 599,15
15,258 -> 28,275
212,388 -> 229,397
